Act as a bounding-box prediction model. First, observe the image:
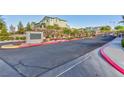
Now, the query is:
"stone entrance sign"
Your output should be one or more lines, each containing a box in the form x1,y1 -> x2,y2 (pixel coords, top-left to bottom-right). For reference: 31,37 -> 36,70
26,32 -> 44,44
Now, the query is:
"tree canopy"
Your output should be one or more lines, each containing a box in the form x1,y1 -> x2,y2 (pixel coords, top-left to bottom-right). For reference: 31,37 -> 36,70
115,25 -> 124,31
47,24 -> 60,30
63,28 -> 71,35
119,16 -> 124,24
0,16 -> 8,34
9,24 -> 15,32
26,22 -> 32,31
100,26 -> 111,33
0,16 -> 6,30
17,21 -> 25,34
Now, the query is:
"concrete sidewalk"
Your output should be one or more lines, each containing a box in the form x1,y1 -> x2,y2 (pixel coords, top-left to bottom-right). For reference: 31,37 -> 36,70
101,37 -> 124,75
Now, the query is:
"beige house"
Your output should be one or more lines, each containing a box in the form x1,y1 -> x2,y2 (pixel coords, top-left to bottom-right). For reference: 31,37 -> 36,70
37,16 -> 69,28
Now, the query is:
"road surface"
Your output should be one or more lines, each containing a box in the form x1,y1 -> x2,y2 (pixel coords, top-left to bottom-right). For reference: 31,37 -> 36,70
0,35 -> 115,76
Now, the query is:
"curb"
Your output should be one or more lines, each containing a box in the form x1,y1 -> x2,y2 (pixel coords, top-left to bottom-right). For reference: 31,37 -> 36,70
99,45 -> 124,75
18,39 -> 80,48
1,38 -> 81,49
19,40 -> 68,48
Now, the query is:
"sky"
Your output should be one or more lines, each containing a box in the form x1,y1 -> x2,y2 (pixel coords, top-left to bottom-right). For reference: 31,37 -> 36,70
2,15 -> 123,30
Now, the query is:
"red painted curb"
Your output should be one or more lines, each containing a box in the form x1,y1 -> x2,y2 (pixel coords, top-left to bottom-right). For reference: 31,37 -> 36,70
99,46 -> 124,75
19,39 -> 80,48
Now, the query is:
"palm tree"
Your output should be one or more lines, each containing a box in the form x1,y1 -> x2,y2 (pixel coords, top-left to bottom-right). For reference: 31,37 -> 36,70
119,16 -> 124,24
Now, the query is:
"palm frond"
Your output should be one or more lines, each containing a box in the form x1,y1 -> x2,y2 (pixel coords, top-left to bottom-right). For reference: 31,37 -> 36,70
118,21 -> 124,24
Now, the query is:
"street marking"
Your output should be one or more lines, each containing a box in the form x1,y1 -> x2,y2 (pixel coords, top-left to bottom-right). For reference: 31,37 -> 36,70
56,55 -> 90,77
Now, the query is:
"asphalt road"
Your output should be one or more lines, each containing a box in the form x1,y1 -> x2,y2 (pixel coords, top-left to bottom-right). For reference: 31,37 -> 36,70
0,35 -> 115,76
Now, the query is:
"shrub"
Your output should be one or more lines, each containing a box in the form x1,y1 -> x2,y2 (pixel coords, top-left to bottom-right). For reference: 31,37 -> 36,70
15,36 -> 20,40
15,36 -> 26,40
0,36 -> 7,41
20,36 -> 26,40
0,36 -> 14,41
8,37 -> 14,40
121,38 -> 124,47
0,36 -> 4,41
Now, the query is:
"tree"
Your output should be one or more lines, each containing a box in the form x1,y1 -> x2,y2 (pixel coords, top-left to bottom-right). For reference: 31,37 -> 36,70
46,24 -> 60,30
26,22 -> 32,31
84,29 -> 89,37
100,26 -> 111,33
0,23 -> 9,41
0,16 -> 12,41
63,28 -> 71,35
53,24 -> 60,30
47,25 -> 54,29
18,21 -> 25,34
115,25 -> 124,31
62,28 -> 72,39
31,22 -> 36,30
71,29 -> 79,38
1,25 -> 8,34
0,16 -> 8,34
0,16 -> 6,30
9,24 -> 15,32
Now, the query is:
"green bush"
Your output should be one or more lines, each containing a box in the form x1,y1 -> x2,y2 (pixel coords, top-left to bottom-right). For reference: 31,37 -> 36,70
15,37 -> 20,40
121,38 -> 124,47
15,36 -> 26,40
0,36 -> 14,41
20,36 -> 26,40
8,37 -> 14,40
0,36 -> 5,41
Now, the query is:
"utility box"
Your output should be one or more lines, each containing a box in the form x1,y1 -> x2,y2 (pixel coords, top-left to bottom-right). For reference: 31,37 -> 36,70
26,32 -> 44,44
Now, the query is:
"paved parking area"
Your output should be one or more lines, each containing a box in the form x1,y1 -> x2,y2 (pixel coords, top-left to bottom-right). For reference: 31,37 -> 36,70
0,35 -> 115,76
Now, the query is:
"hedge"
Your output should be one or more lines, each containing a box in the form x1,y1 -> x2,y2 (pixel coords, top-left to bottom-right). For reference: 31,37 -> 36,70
0,36 -> 26,41
15,36 -> 26,40
0,36 -> 14,41
121,38 -> 124,48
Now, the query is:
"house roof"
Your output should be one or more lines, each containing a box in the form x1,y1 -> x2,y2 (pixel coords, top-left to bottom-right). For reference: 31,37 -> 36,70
42,16 -> 67,22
